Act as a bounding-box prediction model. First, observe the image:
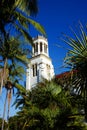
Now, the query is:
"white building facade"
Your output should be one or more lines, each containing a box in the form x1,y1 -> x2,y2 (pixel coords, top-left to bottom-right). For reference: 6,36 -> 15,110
26,35 -> 55,90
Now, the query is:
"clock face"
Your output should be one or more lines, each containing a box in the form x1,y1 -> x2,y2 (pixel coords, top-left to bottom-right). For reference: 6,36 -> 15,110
39,63 -> 45,69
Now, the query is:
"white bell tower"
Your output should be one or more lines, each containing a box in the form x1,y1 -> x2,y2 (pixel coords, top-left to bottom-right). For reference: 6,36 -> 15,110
26,35 -> 55,90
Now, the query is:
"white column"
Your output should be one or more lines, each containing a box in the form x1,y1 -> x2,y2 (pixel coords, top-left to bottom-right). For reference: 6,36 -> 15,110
37,64 -> 40,83
47,45 -> 49,56
38,42 -> 40,54
32,46 -> 34,57
42,43 -> 44,54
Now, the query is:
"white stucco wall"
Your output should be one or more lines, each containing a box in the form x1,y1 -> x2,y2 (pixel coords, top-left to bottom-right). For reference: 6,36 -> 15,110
26,36 -> 55,90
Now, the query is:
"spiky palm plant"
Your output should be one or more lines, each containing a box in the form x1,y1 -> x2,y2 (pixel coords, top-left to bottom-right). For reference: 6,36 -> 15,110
63,23 -> 87,121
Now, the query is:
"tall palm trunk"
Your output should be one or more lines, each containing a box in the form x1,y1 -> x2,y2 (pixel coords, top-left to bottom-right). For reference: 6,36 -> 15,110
1,89 -> 12,130
85,101 -> 87,122
84,79 -> 87,122
7,90 -> 12,130
0,58 -> 8,94
1,89 -> 8,130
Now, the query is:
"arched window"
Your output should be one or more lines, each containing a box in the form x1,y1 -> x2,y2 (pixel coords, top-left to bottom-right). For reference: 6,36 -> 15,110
36,42 -> 38,52
40,42 -> 42,52
34,44 -> 35,53
34,43 -> 38,53
32,64 -> 37,77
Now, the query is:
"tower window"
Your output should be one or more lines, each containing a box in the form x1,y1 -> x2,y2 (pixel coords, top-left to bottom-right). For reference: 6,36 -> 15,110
32,64 -> 37,77
32,65 -> 34,76
44,44 -> 47,53
34,44 -> 35,53
36,42 -> 38,52
40,42 -> 42,52
34,43 -> 38,53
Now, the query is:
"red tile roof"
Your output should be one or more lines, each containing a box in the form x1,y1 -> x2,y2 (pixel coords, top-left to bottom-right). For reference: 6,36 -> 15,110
56,70 -> 78,79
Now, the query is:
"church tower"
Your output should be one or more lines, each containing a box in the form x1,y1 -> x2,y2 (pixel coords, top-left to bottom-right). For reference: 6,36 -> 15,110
26,35 -> 54,90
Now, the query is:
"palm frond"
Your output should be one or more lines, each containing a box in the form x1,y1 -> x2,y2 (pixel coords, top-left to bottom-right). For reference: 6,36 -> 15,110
27,18 -> 46,36
15,11 -> 46,36
63,24 -> 87,70
18,0 -> 38,16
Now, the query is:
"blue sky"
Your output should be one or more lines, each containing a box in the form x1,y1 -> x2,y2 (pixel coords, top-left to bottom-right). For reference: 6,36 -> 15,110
0,0 -> 87,119
30,0 -> 87,74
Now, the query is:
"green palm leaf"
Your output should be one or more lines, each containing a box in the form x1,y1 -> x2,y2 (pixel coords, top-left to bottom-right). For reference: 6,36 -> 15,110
62,23 -> 87,121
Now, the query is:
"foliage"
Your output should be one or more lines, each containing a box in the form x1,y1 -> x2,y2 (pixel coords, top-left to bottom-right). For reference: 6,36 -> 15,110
0,35 -> 28,92
0,0 -> 46,95
62,23 -> 87,121
0,118 -> 7,130
0,35 -> 30,130
0,0 -> 46,44
13,80 -> 87,130
0,1 -> 46,130
8,116 -> 22,130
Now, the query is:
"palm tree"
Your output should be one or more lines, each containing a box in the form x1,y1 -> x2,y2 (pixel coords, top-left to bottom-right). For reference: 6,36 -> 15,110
14,80 -> 61,129
0,0 -> 46,92
14,79 -> 87,130
15,80 -> 83,130
0,0 -> 46,45
0,35 -> 29,130
62,23 -> 87,121
0,34 -> 28,91
0,1 -> 46,129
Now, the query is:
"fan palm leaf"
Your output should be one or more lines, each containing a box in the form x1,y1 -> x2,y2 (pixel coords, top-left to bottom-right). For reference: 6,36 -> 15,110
63,23 -> 87,121
64,35 -> 87,67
